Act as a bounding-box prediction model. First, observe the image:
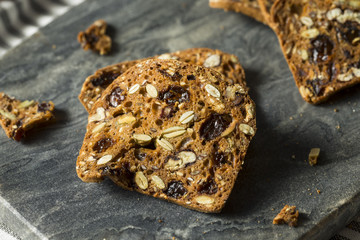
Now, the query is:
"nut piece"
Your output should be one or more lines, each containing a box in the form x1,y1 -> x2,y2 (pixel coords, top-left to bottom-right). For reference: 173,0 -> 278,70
162,126 -> 186,139
239,124 -> 255,136
221,120 -> 237,137
300,16 -> 313,27
128,84 -> 140,94
18,100 -> 34,109
194,196 -> 215,205
135,171 -> 148,190
0,109 -> 16,120
146,84 -> 158,98
97,154 -> 113,165
151,175 -> 165,189
92,122 -> 106,133
338,71 -> 353,82
244,103 -> 255,122
133,134 -> 152,146
179,111 -> 195,124
117,113 -> 136,125
205,84 -> 221,98
89,107 -> 105,123
165,151 -> 196,171
300,28 -> 319,39
273,205 -> 299,227
225,84 -> 245,100
326,8 -> 342,20
352,68 -> 360,77
203,54 -> 221,68
156,137 -> 174,151
308,148 -> 320,166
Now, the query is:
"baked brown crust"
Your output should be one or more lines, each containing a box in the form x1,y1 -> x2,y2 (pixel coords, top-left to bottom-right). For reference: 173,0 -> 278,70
79,48 -> 247,112
269,0 -> 360,103
257,0 -> 275,23
209,0 -> 266,24
0,93 -> 54,141
76,59 -> 256,213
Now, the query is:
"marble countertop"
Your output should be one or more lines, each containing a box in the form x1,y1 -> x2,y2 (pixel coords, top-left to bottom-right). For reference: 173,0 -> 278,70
0,0 -> 359,239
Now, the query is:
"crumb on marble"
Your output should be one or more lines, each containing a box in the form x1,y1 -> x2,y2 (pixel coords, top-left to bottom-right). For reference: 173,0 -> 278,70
273,205 -> 299,227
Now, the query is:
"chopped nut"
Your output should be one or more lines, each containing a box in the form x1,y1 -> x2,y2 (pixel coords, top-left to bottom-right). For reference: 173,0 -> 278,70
225,84 -> 245,100
0,109 -> 16,120
156,137 -> 174,151
133,134 -> 152,146
151,175 -> 165,189
221,120 -> 237,137
352,68 -> 360,77
326,8 -> 342,20
300,28 -> 319,39
97,154 -> 113,165
92,122 -> 106,133
128,84 -> 140,94
205,84 -> 221,98
179,111 -> 195,124
194,196 -> 214,205
338,72 -> 353,82
117,113 -> 136,125
89,107 -> 105,122
18,100 -> 34,109
273,205 -> 299,227
157,54 -> 178,60
244,103 -> 255,122
309,148 -> 320,166
239,124 -> 255,136
146,84 -> 158,98
203,54 -> 221,68
300,49 -> 309,61
165,151 -> 196,171
300,16 -> 314,27
135,171 -> 148,190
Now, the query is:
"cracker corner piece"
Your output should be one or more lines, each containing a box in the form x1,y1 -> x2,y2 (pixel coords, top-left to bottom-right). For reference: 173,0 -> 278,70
270,0 -> 360,104
273,205 -> 299,227
77,59 -> 256,213
0,92 -> 55,141
209,0 -> 267,24
77,19 -> 112,55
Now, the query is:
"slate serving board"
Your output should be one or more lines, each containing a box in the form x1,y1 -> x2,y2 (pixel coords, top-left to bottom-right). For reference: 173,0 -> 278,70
0,0 -> 359,239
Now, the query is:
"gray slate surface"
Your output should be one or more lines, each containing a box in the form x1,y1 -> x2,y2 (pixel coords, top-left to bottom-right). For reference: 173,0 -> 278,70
0,0 -> 359,239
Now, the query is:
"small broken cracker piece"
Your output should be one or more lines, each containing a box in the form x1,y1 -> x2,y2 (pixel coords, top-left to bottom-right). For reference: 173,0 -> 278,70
273,205 -> 299,227
308,148 -> 320,166
77,19 -> 111,55
0,92 -> 55,141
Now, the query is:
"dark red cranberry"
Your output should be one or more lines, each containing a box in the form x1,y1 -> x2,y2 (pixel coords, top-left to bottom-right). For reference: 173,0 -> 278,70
12,127 -> 25,141
37,103 -> 51,112
338,21 -> 360,46
327,62 -> 337,81
213,151 -> 228,167
158,85 -> 190,104
93,138 -> 115,153
134,149 -> 147,161
108,87 -> 125,107
310,35 -> 334,63
158,69 -> 182,81
198,176 -> 218,195
101,162 -> 135,188
306,79 -> 325,96
187,75 -> 196,80
91,71 -> 121,87
163,181 -> 187,199
199,113 -> 232,141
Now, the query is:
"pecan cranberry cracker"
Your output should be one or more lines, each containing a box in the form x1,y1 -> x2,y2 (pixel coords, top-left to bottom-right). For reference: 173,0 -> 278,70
209,0 -> 266,24
79,48 -> 247,112
77,19 -> 111,55
270,0 -> 360,103
76,59 -> 256,213
0,92 -> 54,141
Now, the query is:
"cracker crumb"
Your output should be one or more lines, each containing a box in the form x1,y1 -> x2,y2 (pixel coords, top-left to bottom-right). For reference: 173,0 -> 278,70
289,116 -> 294,120
52,44 -> 56,49
333,108 -> 338,112
308,148 -> 320,166
273,205 -> 299,227
316,189 -> 321,194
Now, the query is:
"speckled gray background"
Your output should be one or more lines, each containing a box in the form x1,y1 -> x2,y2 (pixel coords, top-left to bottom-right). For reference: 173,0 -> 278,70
0,0 -> 359,239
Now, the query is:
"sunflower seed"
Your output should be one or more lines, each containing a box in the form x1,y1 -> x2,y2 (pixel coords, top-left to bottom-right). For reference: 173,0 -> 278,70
179,111 -> 195,124
117,113 -> 136,124
146,84 -> 158,98
133,134 -> 152,145
97,155 -> 113,165
156,137 -> 174,151
92,122 -> 106,133
195,196 -> 214,205
300,28 -> 319,39
128,84 -> 140,94
203,54 -> 221,68
135,171 -> 148,190
18,100 -> 34,109
205,84 -> 221,98
151,175 -> 165,189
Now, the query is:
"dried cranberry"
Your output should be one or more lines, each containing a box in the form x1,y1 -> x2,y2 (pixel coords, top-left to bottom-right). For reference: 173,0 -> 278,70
101,162 -> 135,188
327,62 -> 337,82
12,127 -> 25,141
306,79 -> 324,96
199,113 -> 232,141
134,149 -> 147,161
158,85 -> 190,105
198,177 -> 218,195
37,103 -> 51,112
338,21 -> 360,45
91,71 -> 121,87
163,181 -> 187,199
108,87 -> 125,107
343,49 -> 352,59
187,75 -> 195,80
158,69 -> 182,81
213,151 -> 228,167
93,138 -> 115,153
310,35 -> 334,63
160,106 -> 177,119
84,32 -> 99,46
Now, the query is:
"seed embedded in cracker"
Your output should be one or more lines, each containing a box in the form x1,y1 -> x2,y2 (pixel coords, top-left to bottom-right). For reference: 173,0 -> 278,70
308,148 -> 320,166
